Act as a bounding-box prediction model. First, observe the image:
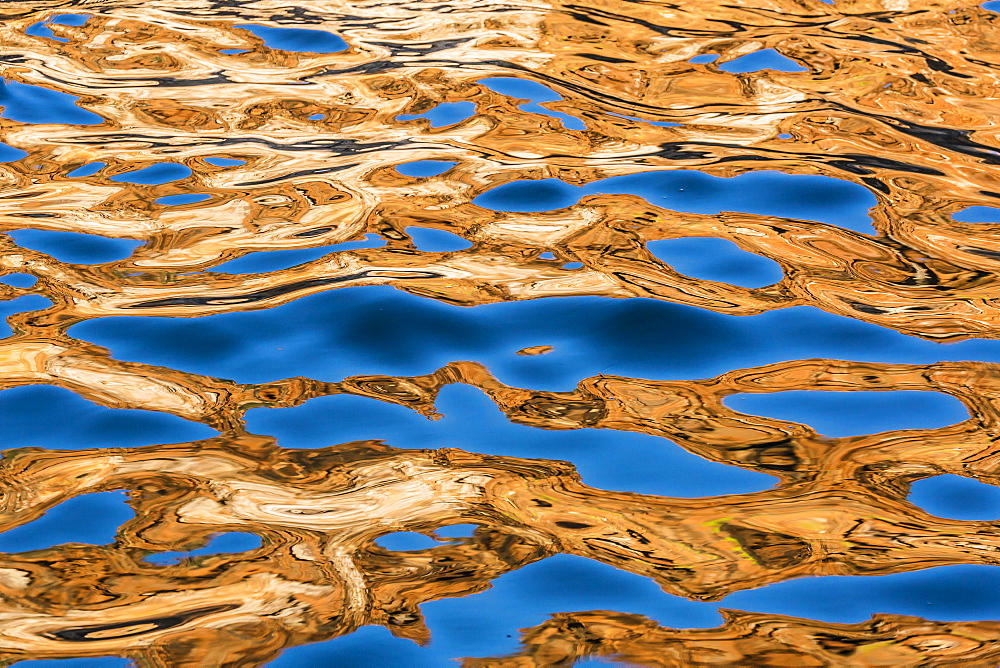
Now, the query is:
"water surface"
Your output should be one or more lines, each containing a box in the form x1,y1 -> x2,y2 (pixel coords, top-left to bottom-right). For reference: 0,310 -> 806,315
2,0 -> 1000,665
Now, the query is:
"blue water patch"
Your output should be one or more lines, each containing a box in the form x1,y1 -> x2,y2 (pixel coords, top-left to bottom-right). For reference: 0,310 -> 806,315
247,382 -> 771,495
245,393 -> 434,449
210,236 -> 384,274
25,22 -> 62,41
375,532 -> 442,551
110,162 -> 192,184
689,54 -> 719,64
909,474 -> 1000,521
0,273 -> 37,288
407,227 -> 471,252
155,193 -> 210,206
68,286 -> 1000,391
66,161 -> 105,177
0,142 -> 27,162
0,491 -> 133,552
309,113 -> 326,120
145,531 -> 262,565
8,229 -> 141,264
49,14 -> 91,26
619,171 -> 874,230
204,156 -> 245,167
399,101 -> 475,128
220,48 -> 250,54
723,390 -> 969,437
13,658 -> 130,668
434,384 -> 778,496
984,0 -> 1000,11
237,24 -> 347,53
23,15 -> 86,44
952,206 -> 1000,222
266,554 -> 728,665
422,554 -> 724,659
396,160 -> 456,177
475,170 -> 877,233
479,77 -> 586,130
476,178 -> 575,212
435,523 -> 478,538
0,385 -> 217,449
1,295 -> 52,337
265,626 -> 439,668
721,565 -> 1000,623
479,77 -> 558,101
0,79 -> 103,125
718,49 -> 808,74
647,237 -> 784,288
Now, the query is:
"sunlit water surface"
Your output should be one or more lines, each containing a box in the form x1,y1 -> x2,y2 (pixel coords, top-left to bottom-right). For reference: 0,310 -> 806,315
3,0 -> 1000,665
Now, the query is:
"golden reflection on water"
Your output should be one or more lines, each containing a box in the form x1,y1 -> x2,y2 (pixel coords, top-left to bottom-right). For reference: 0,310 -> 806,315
2,0 -> 1000,664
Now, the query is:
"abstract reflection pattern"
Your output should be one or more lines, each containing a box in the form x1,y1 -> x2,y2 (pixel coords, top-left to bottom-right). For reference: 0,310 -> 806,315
2,0 -> 1000,665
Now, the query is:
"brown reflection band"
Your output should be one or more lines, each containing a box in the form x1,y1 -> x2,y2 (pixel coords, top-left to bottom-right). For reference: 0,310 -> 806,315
465,610 -> 1000,666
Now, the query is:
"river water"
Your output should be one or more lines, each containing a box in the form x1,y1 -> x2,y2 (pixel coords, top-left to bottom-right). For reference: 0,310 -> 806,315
2,0 -> 1000,665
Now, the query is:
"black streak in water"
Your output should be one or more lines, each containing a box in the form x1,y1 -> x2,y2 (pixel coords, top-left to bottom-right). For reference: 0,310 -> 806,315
126,270 -> 445,308
47,604 -> 239,641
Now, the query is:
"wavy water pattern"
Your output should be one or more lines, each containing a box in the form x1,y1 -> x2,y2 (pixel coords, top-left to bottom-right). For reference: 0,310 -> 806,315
3,0 -> 1000,665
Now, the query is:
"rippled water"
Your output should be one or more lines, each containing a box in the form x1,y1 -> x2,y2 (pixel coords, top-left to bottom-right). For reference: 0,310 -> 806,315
3,0 -> 1000,665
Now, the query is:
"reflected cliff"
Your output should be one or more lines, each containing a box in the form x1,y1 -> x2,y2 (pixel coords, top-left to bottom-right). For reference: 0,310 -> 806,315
3,0 -> 1000,665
